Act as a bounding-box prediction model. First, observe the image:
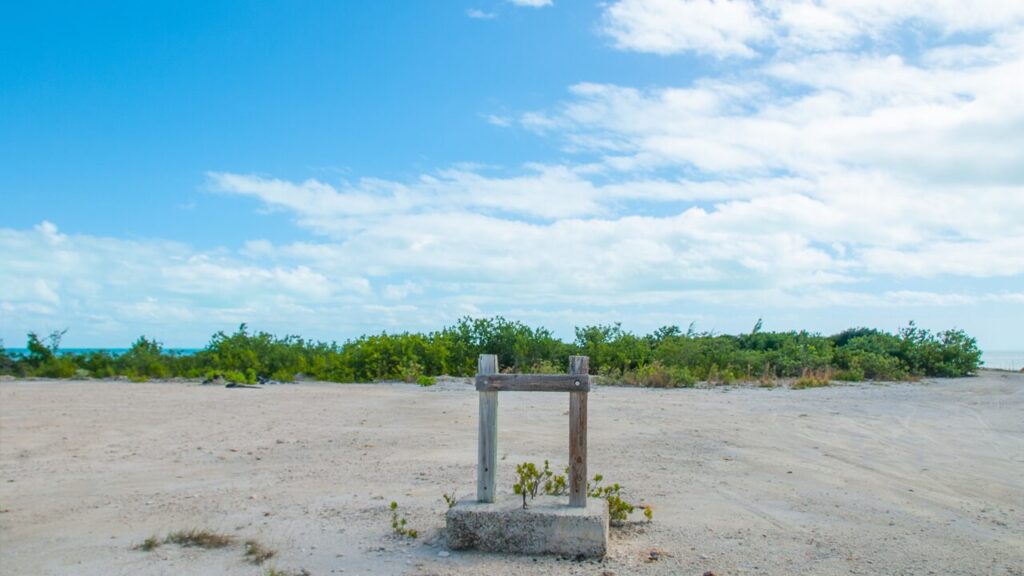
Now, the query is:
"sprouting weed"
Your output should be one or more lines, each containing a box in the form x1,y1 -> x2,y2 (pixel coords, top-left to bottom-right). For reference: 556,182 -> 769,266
390,501 -> 418,538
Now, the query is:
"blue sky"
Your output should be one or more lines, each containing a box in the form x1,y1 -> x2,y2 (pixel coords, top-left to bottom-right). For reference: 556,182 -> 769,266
2,0 -> 1023,350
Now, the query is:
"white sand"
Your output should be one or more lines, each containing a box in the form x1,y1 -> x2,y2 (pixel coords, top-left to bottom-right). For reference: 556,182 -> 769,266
1,371 -> 1022,575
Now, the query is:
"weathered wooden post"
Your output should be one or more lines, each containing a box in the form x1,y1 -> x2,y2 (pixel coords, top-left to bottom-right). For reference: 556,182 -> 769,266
568,355 -> 589,507
477,354 -> 499,503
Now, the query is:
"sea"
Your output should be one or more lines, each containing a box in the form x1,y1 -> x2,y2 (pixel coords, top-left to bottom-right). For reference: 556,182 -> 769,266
3,348 -> 202,357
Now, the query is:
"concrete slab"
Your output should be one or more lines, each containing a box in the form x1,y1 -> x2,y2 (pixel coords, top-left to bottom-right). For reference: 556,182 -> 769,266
445,496 -> 609,557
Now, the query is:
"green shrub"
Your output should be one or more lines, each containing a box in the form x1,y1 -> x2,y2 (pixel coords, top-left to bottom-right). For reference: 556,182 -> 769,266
512,460 -> 555,508
415,375 -> 435,387
244,539 -> 276,565
791,368 -> 832,389
164,529 -> 234,549
133,535 -> 161,552
618,361 -> 696,388
78,350 -> 116,378
833,367 -> 864,382
37,356 -> 77,378
589,474 -> 635,524
442,490 -> 459,508
2,319 -> 980,384
512,461 -> 650,524
25,330 -> 61,368
118,336 -> 171,380
389,501 -> 417,538
221,369 -> 251,384
0,342 -> 16,375
897,323 -> 980,377
529,359 -> 563,374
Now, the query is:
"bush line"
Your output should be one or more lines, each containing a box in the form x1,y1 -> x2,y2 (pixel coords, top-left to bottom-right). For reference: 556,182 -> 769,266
0,318 -> 981,384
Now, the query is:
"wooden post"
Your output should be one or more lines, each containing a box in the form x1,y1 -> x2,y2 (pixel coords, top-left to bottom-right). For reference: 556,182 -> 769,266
568,355 -> 589,507
477,354 -> 499,503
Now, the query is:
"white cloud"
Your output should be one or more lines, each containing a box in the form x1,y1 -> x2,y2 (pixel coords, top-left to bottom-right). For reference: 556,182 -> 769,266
509,0 -> 552,7
603,0 -> 769,58
600,0 -> 1024,56
467,8 -> 497,20
0,223 -> 372,346
208,164 -> 608,229
505,27 -> 1024,283
181,3 -> 1024,346
538,38 -> 1024,182
484,113 -> 513,127
4,0 -> 1023,349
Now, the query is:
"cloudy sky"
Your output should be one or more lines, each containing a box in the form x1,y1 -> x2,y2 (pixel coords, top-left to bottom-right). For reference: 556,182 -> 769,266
2,0 -> 1022,349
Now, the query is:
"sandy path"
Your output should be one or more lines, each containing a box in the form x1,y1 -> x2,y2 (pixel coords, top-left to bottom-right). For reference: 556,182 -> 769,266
1,372 -> 1022,575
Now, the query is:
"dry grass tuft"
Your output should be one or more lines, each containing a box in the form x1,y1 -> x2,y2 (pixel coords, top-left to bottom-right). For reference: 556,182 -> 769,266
792,368 -> 834,389
133,536 -> 162,551
165,528 -> 235,549
264,568 -> 311,576
244,539 -> 277,565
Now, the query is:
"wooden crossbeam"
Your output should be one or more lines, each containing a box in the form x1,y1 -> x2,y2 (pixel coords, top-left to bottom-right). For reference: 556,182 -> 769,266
475,373 -> 591,392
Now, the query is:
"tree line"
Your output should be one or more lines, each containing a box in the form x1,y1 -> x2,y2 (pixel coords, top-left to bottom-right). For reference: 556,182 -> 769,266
0,317 -> 982,385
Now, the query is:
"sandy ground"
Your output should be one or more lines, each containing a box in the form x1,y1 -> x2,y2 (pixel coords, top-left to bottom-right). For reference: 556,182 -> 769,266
1,371 -> 1022,576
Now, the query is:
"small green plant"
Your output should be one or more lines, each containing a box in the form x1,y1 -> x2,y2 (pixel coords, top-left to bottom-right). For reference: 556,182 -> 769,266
165,529 -> 235,549
416,375 -> 436,386
133,536 -> 162,551
513,460 -> 558,508
544,466 -> 569,496
244,539 -> 276,565
589,474 -> 635,523
511,461 -> 650,524
389,501 -> 418,538
442,490 -> 460,509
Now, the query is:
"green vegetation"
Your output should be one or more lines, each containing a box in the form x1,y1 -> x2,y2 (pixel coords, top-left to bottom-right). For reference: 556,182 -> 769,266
243,539 -> 276,565
588,474 -> 637,524
512,461 -> 651,524
135,530 -> 280,569
164,529 -> 235,549
442,490 -> 460,509
133,536 -> 162,552
791,368 -> 834,389
0,317 -> 982,384
513,460 -> 559,508
389,501 -> 417,538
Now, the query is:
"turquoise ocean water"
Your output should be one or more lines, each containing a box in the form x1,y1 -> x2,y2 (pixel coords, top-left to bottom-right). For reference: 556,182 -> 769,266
3,348 -> 201,357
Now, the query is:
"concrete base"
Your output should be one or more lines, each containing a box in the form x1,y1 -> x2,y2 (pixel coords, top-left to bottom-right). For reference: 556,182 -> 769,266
445,496 -> 609,557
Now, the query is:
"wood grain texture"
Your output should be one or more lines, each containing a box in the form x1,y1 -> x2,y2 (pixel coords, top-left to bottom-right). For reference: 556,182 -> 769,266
568,355 -> 589,507
477,354 -> 499,503
475,373 -> 591,392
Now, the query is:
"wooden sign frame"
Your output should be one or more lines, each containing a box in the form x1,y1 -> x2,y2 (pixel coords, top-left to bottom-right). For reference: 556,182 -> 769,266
475,354 -> 591,507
